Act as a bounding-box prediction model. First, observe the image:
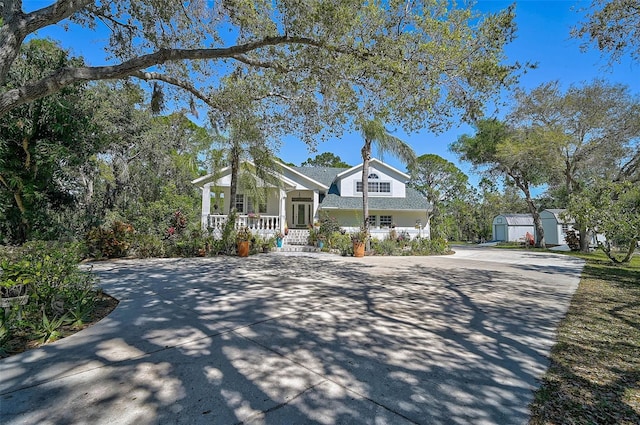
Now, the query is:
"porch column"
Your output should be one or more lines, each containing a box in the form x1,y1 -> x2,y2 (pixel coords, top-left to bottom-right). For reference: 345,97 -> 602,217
312,191 -> 320,221
201,184 -> 211,230
279,189 -> 287,232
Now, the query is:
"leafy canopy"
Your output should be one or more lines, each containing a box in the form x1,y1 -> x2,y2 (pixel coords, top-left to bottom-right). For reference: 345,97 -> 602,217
1,0 -> 520,143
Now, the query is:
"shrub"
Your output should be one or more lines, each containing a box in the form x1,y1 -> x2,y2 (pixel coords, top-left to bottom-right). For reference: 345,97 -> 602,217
329,232 -> 352,256
86,221 -> 135,258
210,212 -> 239,255
565,229 -> 580,251
319,214 -> 341,236
371,238 -> 399,256
165,228 -> 214,257
132,233 -> 165,258
0,241 -> 100,355
410,237 -> 451,255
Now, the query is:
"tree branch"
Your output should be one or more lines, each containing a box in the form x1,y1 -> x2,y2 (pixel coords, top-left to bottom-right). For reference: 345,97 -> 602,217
231,54 -> 291,72
131,71 -> 220,110
0,35 -> 325,117
0,0 -> 93,85
22,0 -> 93,34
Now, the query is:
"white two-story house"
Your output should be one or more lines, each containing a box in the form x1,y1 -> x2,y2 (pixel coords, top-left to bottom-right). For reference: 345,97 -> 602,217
192,158 -> 431,242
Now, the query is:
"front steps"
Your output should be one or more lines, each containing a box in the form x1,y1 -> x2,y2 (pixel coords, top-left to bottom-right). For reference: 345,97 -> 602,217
275,245 -> 321,253
275,229 -> 321,252
284,229 -> 310,246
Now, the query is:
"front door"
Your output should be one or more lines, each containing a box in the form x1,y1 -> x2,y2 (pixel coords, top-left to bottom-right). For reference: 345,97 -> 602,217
292,202 -> 312,228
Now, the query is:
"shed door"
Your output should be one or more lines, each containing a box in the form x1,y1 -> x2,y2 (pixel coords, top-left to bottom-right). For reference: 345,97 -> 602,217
494,225 -> 506,241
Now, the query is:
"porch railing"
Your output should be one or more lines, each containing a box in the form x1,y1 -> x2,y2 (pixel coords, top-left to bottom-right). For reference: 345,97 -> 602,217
206,214 -> 281,234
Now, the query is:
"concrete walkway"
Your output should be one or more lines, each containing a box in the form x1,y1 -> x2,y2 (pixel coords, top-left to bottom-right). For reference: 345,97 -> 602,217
0,247 -> 584,425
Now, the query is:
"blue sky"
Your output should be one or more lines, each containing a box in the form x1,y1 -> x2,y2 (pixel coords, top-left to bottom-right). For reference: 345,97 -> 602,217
283,1 -> 639,184
33,1 -> 638,187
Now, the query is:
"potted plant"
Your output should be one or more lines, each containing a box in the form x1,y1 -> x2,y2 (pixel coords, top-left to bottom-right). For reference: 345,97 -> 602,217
236,227 -> 252,257
261,237 -> 276,253
316,234 -> 326,249
350,228 -> 368,258
307,228 -> 318,246
275,231 -> 285,248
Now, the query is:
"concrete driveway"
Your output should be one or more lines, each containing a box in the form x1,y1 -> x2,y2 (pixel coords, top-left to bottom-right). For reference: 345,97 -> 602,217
0,247 -> 584,425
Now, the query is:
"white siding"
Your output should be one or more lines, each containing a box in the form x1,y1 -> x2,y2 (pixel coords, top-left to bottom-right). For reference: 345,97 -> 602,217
492,214 -> 534,242
539,209 -> 574,245
338,166 -> 406,198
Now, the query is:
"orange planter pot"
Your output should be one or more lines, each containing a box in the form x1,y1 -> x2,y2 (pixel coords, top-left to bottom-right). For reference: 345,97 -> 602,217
353,242 -> 365,258
237,241 -> 250,257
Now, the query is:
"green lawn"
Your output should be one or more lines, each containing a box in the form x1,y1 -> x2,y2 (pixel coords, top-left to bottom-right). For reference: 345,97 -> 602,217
529,250 -> 640,424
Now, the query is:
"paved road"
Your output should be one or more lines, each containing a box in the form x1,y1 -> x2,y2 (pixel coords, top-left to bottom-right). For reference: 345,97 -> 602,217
0,247 -> 584,425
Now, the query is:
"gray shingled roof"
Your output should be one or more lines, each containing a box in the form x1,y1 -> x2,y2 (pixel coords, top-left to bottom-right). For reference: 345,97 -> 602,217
319,187 -> 430,211
292,166 -> 347,187
293,166 -> 431,211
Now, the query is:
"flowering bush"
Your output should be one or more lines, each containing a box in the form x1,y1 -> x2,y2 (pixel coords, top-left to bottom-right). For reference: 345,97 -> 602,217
350,228 -> 369,244
86,221 -> 135,258
171,210 -> 187,231
236,227 -> 253,242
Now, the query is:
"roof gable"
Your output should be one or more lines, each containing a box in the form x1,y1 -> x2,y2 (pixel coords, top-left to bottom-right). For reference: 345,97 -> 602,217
191,161 -> 298,189
495,214 -> 534,226
273,162 -> 330,190
336,158 -> 410,181
292,166 -> 347,187
542,208 -> 574,223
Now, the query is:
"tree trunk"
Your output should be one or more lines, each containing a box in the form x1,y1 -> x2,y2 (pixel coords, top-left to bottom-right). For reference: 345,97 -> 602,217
361,139 -> 372,250
228,141 -> 241,217
0,19 -> 23,86
577,222 -> 590,253
522,185 -> 545,248
531,208 -> 545,248
620,240 -> 637,264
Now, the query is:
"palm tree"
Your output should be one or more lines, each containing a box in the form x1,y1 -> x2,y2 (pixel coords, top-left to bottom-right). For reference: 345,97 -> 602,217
358,119 -> 417,242
212,119 -> 281,217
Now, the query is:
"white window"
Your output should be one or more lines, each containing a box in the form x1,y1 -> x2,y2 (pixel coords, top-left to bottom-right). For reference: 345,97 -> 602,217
379,215 -> 393,228
247,198 -> 267,214
356,181 -> 392,194
235,194 -> 244,213
368,215 -> 377,227
561,223 -> 569,233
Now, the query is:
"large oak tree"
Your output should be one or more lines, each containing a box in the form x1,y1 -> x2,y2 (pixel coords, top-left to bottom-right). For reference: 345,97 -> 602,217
451,118 -> 554,248
510,80 -> 640,251
1,1 -> 519,140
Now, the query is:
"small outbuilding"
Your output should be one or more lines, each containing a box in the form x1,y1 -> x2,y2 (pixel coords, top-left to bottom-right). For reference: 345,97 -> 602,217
538,208 -> 574,245
492,214 -> 534,242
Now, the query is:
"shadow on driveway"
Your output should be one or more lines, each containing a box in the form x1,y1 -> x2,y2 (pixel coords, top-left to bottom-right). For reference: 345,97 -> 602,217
0,250 -> 584,425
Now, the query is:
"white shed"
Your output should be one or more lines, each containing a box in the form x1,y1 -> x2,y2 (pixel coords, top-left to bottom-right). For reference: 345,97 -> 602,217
539,209 -> 574,245
492,214 -> 534,242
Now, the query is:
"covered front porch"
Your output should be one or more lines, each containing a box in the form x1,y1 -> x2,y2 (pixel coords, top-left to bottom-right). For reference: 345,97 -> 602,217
198,185 -> 321,240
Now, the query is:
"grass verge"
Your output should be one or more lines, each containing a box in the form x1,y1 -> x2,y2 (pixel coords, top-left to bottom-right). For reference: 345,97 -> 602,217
529,250 -> 640,424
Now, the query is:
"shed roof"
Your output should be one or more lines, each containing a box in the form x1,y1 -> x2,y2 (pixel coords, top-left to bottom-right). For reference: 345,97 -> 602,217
495,214 -> 534,226
542,208 -> 574,223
